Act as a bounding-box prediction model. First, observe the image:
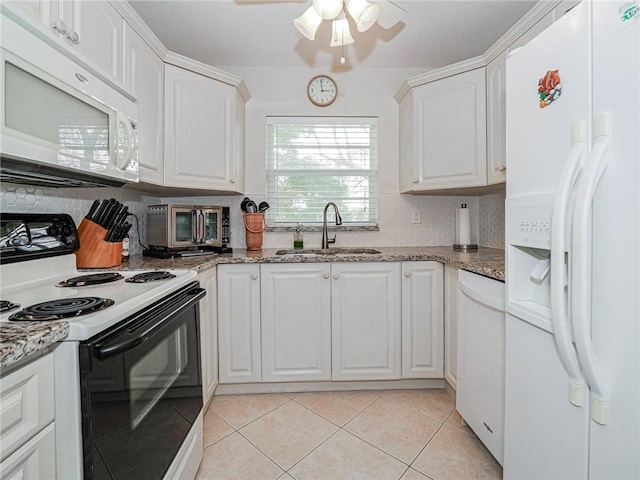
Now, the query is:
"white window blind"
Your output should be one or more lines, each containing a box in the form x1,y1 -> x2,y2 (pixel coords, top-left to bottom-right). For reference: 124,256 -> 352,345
266,117 -> 378,225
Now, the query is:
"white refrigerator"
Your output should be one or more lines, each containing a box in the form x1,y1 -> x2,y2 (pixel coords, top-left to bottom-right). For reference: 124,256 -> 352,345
504,1 -> 639,479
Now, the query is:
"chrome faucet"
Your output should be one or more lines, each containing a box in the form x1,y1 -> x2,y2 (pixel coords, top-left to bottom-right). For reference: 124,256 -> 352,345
322,202 -> 343,249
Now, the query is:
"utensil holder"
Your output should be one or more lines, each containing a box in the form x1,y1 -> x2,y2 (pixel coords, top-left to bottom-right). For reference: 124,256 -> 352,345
75,219 -> 123,268
243,213 -> 266,251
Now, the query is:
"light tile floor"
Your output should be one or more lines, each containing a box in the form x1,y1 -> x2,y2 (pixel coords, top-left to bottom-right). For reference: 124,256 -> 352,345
196,389 -> 502,480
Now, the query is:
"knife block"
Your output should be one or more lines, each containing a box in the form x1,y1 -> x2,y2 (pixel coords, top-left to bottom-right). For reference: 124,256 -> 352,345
75,219 -> 123,268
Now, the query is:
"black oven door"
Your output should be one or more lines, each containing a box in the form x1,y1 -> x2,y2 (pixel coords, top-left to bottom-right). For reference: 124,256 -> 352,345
79,281 -> 205,480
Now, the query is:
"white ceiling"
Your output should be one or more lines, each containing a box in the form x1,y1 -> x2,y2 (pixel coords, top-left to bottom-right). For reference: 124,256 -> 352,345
129,0 -> 538,69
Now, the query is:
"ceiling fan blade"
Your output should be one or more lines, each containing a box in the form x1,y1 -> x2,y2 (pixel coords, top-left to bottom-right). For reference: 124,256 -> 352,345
371,0 -> 406,29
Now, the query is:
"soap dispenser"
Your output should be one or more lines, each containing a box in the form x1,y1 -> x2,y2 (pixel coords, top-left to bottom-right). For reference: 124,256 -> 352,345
294,224 -> 304,249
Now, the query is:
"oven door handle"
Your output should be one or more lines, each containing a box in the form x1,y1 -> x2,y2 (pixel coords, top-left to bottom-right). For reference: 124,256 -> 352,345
96,287 -> 206,359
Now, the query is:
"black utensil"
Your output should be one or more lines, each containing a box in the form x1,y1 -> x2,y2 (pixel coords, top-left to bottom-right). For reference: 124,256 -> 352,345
92,199 -> 108,224
86,200 -> 100,220
245,200 -> 257,213
241,197 -> 250,213
258,201 -> 270,212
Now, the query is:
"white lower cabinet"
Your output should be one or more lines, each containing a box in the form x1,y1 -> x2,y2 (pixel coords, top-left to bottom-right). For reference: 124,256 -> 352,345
0,422 -> 56,479
444,265 -> 459,389
0,353 -> 56,479
261,263 -> 331,382
218,261 -> 447,385
217,264 -> 261,383
401,261 -> 444,379
198,268 -> 218,405
331,262 -> 402,381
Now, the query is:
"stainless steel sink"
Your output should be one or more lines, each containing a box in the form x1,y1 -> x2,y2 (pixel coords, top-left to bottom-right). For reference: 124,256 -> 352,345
275,248 -> 381,256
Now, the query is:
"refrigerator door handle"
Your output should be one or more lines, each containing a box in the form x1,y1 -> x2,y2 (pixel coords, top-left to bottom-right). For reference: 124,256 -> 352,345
571,115 -> 611,425
551,122 -> 587,407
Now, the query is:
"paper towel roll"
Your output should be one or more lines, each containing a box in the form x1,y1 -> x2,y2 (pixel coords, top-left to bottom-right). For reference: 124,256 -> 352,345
455,205 -> 471,245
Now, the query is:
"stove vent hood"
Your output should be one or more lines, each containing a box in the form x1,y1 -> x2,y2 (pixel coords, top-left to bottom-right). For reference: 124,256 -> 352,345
1,157 -> 125,188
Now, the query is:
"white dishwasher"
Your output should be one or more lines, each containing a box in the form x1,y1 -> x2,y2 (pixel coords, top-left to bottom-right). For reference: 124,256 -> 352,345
456,269 -> 505,465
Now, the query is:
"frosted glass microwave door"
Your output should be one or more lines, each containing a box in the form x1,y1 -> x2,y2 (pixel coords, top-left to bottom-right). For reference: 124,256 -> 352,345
4,61 -> 111,173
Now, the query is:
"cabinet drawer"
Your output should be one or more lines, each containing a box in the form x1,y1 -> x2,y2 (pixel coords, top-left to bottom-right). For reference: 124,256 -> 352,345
0,422 -> 56,479
0,355 -> 54,461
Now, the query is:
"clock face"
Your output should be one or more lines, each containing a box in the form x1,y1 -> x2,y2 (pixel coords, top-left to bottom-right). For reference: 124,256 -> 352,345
307,75 -> 337,107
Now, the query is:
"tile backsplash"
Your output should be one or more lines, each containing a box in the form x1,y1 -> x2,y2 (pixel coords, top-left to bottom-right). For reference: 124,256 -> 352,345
0,183 -> 158,255
1,184 -> 505,253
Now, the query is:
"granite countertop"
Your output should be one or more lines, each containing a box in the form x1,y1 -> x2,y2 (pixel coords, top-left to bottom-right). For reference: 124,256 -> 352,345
0,321 -> 69,373
115,246 -> 505,281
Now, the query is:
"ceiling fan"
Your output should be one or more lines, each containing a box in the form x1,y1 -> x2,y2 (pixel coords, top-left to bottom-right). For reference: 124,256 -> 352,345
293,0 -> 405,63
294,0 -> 405,40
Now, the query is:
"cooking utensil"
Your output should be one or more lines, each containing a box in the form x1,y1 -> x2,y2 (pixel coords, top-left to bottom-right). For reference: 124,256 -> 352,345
240,197 -> 251,213
245,200 -> 257,213
258,201 -> 270,213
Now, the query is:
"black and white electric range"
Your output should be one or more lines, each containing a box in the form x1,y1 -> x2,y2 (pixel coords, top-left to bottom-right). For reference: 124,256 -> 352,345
0,213 -> 206,480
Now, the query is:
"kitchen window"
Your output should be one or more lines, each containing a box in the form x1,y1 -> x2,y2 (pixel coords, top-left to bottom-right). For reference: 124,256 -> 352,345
266,117 -> 378,225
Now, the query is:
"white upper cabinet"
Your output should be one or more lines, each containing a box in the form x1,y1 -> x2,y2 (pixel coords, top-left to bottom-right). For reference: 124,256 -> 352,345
331,262 -> 402,381
67,1 -> 124,85
164,64 -> 244,192
486,50 -> 507,185
401,261 -> 444,379
399,67 -> 487,192
260,263 -> 332,382
5,0 -> 125,88
125,24 -> 164,185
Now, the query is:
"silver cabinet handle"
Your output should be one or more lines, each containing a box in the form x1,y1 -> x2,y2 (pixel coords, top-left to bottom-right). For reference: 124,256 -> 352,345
66,30 -> 80,45
333,274 -> 339,280
251,273 -> 258,280
51,19 -> 67,35
495,164 -> 506,172
404,272 -> 411,277
323,273 -> 330,279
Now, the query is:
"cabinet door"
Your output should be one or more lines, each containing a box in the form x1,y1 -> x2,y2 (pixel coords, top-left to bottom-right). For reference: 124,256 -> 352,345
164,64 -> 240,192
412,68 -> 487,190
261,263 -> 331,382
125,25 -> 164,185
5,0 -> 51,27
331,262 -> 401,381
444,265 -> 459,389
0,422 -> 56,479
217,264 -> 261,383
198,268 -> 218,405
70,0 -> 124,86
0,353 -> 55,462
401,261 -> 444,379
486,50 -> 507,185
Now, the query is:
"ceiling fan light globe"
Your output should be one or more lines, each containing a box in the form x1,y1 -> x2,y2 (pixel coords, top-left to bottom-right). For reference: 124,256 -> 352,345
347,0 -> 380,32
330,15 -> 355,46
313,0 -> 344,20
294,6 -> 323,40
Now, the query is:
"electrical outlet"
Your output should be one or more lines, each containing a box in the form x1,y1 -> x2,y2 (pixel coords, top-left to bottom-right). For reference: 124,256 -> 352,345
411,210 -> 421,224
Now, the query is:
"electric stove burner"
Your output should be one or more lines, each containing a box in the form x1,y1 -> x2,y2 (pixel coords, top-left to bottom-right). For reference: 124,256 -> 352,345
9,297 -> 115,322
58,273 -> 124,287
125,271 -> 177,283
0,300 -> 20,313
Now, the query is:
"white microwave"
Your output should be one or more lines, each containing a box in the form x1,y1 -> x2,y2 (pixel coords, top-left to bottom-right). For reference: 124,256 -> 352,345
0,14 -> 138,187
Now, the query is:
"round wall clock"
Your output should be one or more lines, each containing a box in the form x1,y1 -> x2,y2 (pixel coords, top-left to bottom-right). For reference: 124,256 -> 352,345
307,75 -> 338,107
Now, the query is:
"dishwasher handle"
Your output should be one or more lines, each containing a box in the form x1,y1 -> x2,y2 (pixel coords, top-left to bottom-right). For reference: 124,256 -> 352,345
459,281 -> 504,313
